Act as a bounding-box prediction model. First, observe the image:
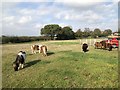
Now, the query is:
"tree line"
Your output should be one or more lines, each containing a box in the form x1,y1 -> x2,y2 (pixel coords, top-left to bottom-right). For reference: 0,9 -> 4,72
41,24 -> 113,40
1,36 -> 47,44
1,24 -> 115,44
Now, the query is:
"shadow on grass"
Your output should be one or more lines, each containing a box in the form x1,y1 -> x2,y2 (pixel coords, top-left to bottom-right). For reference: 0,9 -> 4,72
95,48 -> 110,51
84,49 -> 89,52
47,51 -> 55,56
58,50 -> 72,53
28,53 -> 33,55
95,48 -> 103,50
24,60 -> 41,68
28,52 -> 55,56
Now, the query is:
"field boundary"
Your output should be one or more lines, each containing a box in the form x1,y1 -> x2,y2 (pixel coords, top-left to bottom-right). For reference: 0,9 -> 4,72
79,38 -> 107,45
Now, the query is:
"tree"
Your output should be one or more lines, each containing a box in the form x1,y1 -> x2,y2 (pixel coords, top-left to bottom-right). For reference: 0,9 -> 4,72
41,24 -> 61,40
83,28 -> 91,38
118,28 -> 120,36
93,28 -> 101,38
118,28 -> 120,33
75,29 -> 83,38
89,31 -> 94,38
103,29 -> 112,36
57,26 -> 75,40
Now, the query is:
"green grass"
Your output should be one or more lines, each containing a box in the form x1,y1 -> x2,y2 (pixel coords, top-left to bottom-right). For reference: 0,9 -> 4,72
50,41 -> 79,45
2,40 -> 118,88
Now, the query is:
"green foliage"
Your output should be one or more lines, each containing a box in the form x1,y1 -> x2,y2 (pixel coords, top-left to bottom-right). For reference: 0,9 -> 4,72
102,29 -> 112,36
93,28 -> 102,38
41,24 -> 61,40
40,24 -> 113,39
41,24 -> 75,40
1,36 -> 46,44
57,26 -> 75,40
118,28 -> 120,33
83,28 -> 91,38
75,29 -> 83,38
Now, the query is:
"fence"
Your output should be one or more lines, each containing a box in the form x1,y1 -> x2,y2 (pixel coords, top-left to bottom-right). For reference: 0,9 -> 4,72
79,38 -> 107,46
79,38 -> 107,52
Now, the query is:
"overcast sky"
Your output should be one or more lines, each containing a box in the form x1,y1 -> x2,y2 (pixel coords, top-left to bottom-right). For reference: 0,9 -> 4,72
1,0 -> 118,36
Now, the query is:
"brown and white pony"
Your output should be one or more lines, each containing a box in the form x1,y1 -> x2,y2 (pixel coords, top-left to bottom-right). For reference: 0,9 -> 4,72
31,45 -> 47,56
94,41 -> 112,51
94,42 -> 102,49
40,45 -> 47,56
100,41 -> 112,51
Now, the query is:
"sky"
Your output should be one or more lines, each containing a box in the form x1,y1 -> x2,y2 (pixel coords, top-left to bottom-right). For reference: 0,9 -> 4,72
1,0 -> 119,36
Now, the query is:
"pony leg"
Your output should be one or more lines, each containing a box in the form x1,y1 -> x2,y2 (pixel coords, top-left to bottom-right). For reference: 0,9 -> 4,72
31,46 -> 34,54
32,50 -> 34,54
43,47 -> 47,56
34,51 -> 36,54
18,64 -> 21,70
21,64 -> 24,68
39,49 -> 41,53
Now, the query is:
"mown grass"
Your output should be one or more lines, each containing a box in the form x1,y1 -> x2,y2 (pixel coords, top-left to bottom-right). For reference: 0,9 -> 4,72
50,41 -> 79,45
2,40 -> 118,88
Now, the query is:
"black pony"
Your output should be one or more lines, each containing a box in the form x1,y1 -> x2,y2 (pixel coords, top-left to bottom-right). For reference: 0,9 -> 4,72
82,43 -> 89,52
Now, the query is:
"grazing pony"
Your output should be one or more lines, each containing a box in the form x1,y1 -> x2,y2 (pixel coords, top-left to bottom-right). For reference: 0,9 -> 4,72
31,45 -> 47,56
41,45 -> 47,56
82,43 -> 88,52
13,51 -> 26,71
100,41 -> 112,51
108,44 -> 112,51
95,41 -> 112,51
31,45 -> 42,54
94,42 -> 102,49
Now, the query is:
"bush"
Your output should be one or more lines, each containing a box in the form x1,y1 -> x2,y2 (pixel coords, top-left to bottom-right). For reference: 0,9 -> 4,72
1,36 -> 47,44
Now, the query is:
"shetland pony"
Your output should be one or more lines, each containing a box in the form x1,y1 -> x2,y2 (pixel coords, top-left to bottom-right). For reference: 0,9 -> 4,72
82,43 -> 88,52
13,51 -> 26,71
31,45 -> 47,56
41,45 -> 47,56
31,45 -> 42,54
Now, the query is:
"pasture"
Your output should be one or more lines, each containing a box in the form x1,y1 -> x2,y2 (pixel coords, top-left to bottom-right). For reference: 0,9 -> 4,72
2,39 -> 118,88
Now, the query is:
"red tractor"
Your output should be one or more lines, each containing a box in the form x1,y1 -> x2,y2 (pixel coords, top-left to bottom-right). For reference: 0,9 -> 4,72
106,36 -> 120,48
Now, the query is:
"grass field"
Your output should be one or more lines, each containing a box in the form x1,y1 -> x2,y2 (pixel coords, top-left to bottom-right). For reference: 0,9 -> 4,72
2,40 -> 118,88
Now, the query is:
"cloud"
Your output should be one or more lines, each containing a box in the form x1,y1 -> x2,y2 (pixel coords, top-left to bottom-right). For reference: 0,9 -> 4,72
55,0 -> 119,3
35,23 -> 43,29
55,0 -> 109,3
3,16 -> 15,22
2,0 -> 118,2
80,10 -> 104,22
19,9 -> 35,15
1,1 -> 118,36
55,9 -> 104,24
18,16 -> 32,24
54,0 -> 116,9
1,0 -> 52,2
